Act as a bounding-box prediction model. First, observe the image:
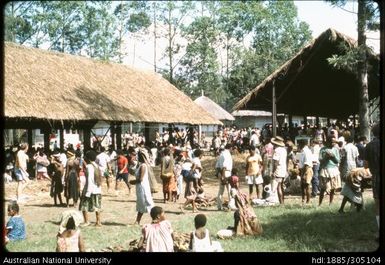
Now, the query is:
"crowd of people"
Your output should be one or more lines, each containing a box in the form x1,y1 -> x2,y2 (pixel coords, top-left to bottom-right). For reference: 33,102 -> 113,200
3,121 -> 380,250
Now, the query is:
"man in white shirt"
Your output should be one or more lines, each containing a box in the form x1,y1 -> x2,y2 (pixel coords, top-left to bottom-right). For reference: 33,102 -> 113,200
95,147 -> 112,192
271,137 -> 287,205
80,150 -> 102,227
249,131 -> 260,149
216,144 -> 233,210
298,139 -> 314,204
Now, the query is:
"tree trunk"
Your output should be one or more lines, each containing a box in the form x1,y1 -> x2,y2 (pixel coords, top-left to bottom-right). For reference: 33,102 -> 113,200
153,2 -> 157,72
168,8 -> 173,83
357,0 -> 371,141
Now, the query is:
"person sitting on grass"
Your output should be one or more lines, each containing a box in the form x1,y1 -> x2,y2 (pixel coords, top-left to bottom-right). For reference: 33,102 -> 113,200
56,210 -> 85,252
232,189 -> 263,236
5,201 -> 26,245
137,206 -> 174,252
189,214 -> 223,252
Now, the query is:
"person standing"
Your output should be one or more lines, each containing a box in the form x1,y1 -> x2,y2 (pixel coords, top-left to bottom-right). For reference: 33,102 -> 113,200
318,137 -> 341,206
80,150 -> 102,227
64,149 -> 80,208
298,139 -> 314,205
14,143 -> 30,203
311,139 -> 321,197
160,148 -> 176,203
131,150 -> 155,225
115,150 -> 131,194
271,137 -> 287,205
216,144 -> 233,211
245,147 -> 263,199
95,147 -> 112,192
364,123 -> 380,240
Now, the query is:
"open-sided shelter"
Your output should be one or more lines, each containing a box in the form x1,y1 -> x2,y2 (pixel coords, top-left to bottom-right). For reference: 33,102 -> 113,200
233,28 -> 380,120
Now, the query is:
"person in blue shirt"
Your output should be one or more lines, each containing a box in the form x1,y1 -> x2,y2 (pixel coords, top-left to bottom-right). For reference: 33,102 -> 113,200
5,202 -> 26,244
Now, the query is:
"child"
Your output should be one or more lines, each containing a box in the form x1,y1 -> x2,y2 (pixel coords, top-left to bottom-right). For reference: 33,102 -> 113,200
5,202 -> 26,244
229,168 -> 240,190
189,214 -> 223,252
56,210 -> 85,252
137,206 -> 174,252
245,147 -> 263,199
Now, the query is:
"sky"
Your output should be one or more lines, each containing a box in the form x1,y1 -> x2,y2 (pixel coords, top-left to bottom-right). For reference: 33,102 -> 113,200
124,1 -> 380,71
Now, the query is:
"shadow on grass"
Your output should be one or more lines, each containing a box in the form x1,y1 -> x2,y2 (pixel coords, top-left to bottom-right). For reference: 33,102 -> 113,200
257,201 -> 378,252
101,221 -> 127,227
45,220 -> 61,225
109,199 -> 136,203
164,210 -> 184,215
26,203 -> 66,208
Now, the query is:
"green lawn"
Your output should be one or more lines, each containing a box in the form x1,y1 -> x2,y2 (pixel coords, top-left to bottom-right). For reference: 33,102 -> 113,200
5,200 -> 378,252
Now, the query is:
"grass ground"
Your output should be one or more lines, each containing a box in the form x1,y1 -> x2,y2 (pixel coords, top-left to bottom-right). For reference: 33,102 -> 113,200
3,154 -> 380,252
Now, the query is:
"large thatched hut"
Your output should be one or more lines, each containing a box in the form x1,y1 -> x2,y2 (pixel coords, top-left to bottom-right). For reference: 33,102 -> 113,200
233,28 -> 380,120
4,42 -> 221,149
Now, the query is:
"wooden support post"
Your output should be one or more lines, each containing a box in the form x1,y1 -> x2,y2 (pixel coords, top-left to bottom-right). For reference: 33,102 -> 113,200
111,124 -> 115,150
83,128 -> 91,151
43,129 -> 50,152
316,116 -> 320,127
304,116 -> 308,130
144,123 -> 150,147
116,123 -> 122,150
27,129 -> 33,149
59,129 -> 64,150
272,80 -> 277,137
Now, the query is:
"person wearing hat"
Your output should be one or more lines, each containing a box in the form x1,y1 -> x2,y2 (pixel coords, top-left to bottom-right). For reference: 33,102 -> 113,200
271,136 -> 287,205
318,136 -> 341,206
56,210 -> 85,252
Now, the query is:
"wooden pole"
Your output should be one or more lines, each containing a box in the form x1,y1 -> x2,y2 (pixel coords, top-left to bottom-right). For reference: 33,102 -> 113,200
27,129 -> 33,149
59,129 -> 64,150
116,123 -> 122,150
272,80 -> 277,137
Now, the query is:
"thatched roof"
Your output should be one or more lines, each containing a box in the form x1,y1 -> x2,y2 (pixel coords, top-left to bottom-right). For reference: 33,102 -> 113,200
4,42 -> 221,126
232,110 -> 273,117
233,28 -> 380,119
194,95 -> 235,121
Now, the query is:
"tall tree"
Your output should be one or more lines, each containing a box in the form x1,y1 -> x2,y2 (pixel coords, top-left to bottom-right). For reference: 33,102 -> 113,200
81,2 -> 119,61
156,1 -> 195,85
40,1 -> 85,54
4,2 -> 46,46
113,1 -> 151,63
178,2 -> 222,102
223,1 -> 311,107
326,0 -> 380,140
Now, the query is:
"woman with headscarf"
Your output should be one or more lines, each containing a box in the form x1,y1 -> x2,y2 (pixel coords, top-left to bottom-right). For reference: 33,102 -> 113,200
130,150 -> 155,225
64,148 -> 80,208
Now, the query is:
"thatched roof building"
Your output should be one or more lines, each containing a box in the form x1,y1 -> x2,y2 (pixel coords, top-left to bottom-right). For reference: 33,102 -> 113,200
233,28 -> 380,119
4,42 -> 221,126
194,95 -> 234,122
